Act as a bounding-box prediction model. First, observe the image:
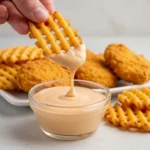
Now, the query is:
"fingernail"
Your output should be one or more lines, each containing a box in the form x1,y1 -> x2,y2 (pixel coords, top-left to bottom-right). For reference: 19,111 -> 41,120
33,7 -> 49,22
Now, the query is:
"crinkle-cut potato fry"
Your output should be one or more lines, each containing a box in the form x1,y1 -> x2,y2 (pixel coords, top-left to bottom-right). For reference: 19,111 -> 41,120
28,11 -> 82,55
0,49 -> 4,52
118,88 -> 150,110
0,49 -> 4,58
0,46 -> 44,64
105,103 -> 150,132
0,64 -> 21,90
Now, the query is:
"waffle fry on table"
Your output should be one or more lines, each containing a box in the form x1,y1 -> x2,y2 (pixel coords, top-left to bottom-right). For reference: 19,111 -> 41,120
118,88 -> 150,110
0,49 -> 4,52
0,49 -> 4,55
0,46 -> 44,64
105,103 -> 150,131
0,64 -> 21,90
29,11 -> 82,55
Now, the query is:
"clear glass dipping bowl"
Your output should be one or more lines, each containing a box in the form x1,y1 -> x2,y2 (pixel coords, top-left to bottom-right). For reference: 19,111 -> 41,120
29,79 -> 111,141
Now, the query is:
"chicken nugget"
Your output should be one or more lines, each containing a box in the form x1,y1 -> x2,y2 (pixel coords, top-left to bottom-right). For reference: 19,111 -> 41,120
17,58 -> 70,92
104,44 -> 149,84
75,53 -> 117,88
86,49 -> 96,60
97,54 -> 105,61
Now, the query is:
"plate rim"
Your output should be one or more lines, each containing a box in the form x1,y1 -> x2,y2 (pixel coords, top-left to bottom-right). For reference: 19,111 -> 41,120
1,81 -> 150,107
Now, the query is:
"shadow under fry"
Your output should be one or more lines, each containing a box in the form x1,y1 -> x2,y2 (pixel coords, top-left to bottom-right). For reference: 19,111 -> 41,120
103,121 -> 150,134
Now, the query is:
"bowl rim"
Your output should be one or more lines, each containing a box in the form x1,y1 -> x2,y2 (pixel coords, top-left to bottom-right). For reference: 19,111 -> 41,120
28,79 -> 111,108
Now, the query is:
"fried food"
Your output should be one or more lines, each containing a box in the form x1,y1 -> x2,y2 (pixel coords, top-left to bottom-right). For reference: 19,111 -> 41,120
104,44 -> 150,84
17,58 -> 70,92
0,49 -> 4,53
105,103 -> 150,131
86,49 -> 96,60
75,53 -> 117,88
29,11 -> 82,55
118,88 -> 150,110
0,49 -> 4,57
0,46 -> 44,64
0,64 -> 21,90
96,54 -> 105,62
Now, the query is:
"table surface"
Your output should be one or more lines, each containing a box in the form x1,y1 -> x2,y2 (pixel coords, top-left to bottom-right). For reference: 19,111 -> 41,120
0,36 -> 150,150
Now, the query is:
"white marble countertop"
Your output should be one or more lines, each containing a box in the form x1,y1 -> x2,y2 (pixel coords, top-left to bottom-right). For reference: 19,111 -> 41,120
0,36 -> 150,150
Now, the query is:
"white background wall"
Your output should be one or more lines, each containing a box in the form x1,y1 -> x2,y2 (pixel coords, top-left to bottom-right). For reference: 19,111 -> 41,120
0,0 -> 150,37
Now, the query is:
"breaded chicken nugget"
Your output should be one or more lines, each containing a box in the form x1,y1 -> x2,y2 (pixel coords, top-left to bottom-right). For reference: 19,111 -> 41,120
75,53 -> 117,88
86,49 -> 96,60
96,54 -> 105,63
104,44 -> 150,84
17,59 -> 70,92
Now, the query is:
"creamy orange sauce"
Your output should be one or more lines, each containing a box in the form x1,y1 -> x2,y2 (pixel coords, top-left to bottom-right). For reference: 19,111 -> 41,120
49,44 -> 86,97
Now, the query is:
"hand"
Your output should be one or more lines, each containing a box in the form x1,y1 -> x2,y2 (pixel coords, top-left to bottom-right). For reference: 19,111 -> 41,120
0,0 -> 55,34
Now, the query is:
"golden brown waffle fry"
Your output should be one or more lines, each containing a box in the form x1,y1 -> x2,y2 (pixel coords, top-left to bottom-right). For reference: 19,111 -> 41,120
118,88 -> 150,110
105,103 -> 150,131
0,49 -> 4,57
0,49 -> 4,52
0,64 -> 21,90
29,11 -> 82,55
0,46 -> 44,64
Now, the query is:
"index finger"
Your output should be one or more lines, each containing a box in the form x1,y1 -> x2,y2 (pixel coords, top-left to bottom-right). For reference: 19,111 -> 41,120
40,0 -> 55,14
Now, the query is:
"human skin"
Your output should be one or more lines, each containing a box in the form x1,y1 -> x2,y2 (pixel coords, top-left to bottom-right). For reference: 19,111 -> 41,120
0,0 -> 55,34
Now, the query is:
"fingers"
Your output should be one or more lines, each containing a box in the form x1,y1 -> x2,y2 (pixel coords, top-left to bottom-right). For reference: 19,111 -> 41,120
0,5 -> 8,24
12,0 -> 49,23
1,1 -> 29,35
40,0 -> 55,14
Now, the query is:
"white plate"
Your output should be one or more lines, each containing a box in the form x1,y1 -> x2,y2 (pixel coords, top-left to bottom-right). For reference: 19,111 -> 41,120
1,80 -> 150,107
0,90 -> 29,106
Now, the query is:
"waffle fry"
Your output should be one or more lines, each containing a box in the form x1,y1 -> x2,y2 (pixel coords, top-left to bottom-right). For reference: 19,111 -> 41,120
118,88 -> 150,110
0,64 -> 21,90
0,49 -> 4,56
105,103 -> 150,131
29,11 -> 82,55
0,46 -> 44,64
0,49 -> 4,52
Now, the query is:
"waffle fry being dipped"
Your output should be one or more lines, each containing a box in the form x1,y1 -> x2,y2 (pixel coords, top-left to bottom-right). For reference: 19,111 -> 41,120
105,103 -> 150,132
0,46 -> 44,64
28,11 -> 82,55
118,88 -> 150,110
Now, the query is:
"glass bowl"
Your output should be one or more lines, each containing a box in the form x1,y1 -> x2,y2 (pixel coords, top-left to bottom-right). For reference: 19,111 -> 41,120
29,79 -> 111,140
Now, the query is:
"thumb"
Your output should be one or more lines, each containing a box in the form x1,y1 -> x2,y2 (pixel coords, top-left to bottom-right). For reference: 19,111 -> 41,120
0,5 -> 8,24
12,0 -> 49,23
